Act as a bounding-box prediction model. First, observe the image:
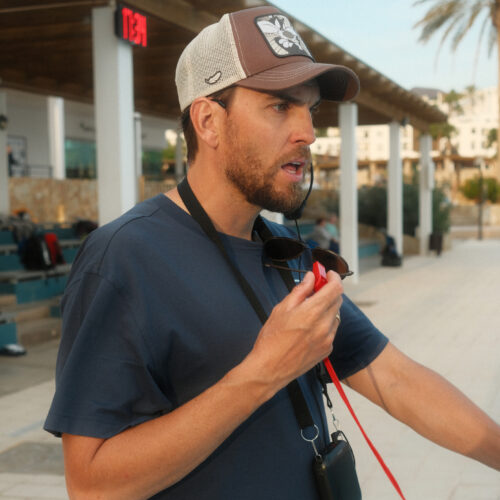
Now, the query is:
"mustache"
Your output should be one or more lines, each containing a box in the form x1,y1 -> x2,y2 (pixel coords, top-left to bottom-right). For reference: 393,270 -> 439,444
278,146 -> 312,167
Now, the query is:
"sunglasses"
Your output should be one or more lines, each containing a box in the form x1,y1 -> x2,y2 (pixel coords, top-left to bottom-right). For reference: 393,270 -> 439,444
263,237 -> 354,280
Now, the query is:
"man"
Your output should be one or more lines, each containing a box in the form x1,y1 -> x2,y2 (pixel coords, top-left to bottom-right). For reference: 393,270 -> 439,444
45,6 -> 500,499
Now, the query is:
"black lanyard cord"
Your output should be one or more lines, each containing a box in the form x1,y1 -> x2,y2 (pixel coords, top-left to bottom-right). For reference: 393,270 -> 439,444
177,177 -> 315,431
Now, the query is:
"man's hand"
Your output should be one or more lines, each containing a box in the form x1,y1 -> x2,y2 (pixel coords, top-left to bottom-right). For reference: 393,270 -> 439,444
244,270 -> 343,396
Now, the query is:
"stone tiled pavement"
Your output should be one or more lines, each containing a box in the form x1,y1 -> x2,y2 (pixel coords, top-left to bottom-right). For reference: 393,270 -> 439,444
0,238 -> 499,499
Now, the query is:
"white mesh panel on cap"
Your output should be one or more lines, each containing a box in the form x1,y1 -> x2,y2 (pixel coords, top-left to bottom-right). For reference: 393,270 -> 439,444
175,14 -> 246,111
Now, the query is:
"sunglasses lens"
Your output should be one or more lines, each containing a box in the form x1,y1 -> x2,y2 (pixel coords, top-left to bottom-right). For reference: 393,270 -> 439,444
264,238 -> 305,261
312,249 -> 350,275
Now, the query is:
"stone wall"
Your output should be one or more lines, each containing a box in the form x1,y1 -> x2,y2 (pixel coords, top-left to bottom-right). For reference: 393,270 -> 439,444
9,178 -> 98,223
7,177 -> 178,224
450,203 -> 500,226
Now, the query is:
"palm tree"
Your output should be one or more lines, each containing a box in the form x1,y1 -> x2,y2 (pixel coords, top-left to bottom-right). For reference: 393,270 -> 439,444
413,0 -> 500,181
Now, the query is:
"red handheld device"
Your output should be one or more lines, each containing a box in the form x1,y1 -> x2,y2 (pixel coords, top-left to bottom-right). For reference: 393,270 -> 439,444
313,261 -> 327,292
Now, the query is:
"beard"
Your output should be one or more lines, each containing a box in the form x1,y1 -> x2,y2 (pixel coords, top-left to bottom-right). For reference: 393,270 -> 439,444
222,124 -> 310,215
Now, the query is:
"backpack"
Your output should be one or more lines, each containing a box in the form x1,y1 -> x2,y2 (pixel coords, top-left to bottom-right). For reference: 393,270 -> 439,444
20,234 -> 54,270
44,232 -> 65,266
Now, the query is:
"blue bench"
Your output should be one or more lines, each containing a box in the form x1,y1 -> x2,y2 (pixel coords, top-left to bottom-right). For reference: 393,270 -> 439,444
0,265 -> 71,304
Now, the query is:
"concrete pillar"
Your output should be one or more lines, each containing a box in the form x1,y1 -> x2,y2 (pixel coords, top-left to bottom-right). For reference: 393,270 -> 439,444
339,102 -> 359,284
175,129 -> 184,182
0,92 -> 8,214
369,161 -> 377,184
92,6 -> 135,225
47,96 -> 65,180
134,111 -> 142,202
419,134 -> 434,255
388,121 -> 403,255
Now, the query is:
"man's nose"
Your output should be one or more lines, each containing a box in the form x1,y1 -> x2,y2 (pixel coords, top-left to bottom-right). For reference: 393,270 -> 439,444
290,107 -> 316,145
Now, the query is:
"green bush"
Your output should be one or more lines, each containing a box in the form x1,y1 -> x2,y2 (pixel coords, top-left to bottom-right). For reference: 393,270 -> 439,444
460,176 -> 499,203
358,185 -> 387,229
357,184 -> 450,235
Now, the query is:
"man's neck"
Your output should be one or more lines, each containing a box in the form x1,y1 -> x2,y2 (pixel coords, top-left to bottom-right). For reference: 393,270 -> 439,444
165,168 -> 260,241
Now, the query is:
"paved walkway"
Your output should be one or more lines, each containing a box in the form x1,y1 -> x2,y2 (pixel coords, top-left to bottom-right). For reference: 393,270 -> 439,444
0,238 -> 499,499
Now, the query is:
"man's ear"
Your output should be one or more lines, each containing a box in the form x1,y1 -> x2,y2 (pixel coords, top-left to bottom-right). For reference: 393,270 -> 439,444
190,98 -> 221,151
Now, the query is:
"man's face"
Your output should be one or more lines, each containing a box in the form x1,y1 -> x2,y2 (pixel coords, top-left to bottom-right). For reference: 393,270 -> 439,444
219,82 -> 320,214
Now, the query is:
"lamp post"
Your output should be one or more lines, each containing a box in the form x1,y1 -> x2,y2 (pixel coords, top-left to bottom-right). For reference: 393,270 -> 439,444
475,156 -> 485,240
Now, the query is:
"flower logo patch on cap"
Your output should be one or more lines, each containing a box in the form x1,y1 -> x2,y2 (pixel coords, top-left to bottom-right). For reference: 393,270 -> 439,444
255,14 -> 313,59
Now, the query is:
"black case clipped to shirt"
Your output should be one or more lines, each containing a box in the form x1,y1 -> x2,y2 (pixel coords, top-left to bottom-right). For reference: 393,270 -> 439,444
313,432 -> 362,500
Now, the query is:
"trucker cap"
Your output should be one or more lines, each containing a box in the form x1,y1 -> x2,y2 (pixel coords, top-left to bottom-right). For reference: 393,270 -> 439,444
175,5 -> 360,111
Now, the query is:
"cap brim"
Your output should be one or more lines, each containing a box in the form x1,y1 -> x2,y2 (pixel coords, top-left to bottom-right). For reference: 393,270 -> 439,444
237,60 -> 360,102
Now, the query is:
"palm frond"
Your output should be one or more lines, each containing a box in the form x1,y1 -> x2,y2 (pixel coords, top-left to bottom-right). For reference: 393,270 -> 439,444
451,1 -> 487,49
488,22 -> 496,55
472,13 -> 491,78
414,0 -> 497,59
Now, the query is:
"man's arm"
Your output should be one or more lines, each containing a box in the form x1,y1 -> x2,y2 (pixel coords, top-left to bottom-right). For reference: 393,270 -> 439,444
345,342 -> 500,470
63,271 -> 343,500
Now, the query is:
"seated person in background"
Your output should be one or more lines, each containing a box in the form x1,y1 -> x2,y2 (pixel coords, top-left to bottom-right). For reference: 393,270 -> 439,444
326,213 -> 339,240
308,216 -> 339,253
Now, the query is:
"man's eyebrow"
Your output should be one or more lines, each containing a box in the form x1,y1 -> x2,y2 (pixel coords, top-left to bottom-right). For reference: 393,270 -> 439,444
267,92 -> 322,109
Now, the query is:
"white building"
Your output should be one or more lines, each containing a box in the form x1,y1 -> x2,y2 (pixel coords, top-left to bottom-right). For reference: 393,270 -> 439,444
447,86 -> 497,159
312,85 -> 498,185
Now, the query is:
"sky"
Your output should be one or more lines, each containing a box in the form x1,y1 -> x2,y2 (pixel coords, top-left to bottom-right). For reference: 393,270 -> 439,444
271,0 -> 496,93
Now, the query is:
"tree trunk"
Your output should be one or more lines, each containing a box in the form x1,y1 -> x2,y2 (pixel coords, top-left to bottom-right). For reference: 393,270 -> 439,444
496,0 -> 500,182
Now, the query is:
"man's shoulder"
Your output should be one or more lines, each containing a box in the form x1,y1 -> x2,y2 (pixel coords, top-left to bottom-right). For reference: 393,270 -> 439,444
72,195 -> 174,272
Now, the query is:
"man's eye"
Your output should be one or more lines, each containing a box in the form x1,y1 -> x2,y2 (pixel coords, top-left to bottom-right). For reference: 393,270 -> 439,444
310,105 -> 320,116
272,102 -> 291,112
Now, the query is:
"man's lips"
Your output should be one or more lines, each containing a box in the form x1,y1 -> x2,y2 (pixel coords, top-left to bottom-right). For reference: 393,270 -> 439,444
281,159 -> 307,181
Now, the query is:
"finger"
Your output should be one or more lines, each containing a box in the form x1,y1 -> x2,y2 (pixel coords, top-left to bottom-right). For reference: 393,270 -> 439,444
310,270 -> 343,303
284,271 -> 315,309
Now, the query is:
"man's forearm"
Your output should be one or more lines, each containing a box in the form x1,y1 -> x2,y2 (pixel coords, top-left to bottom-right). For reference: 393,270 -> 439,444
347,343 -> 500,471
387,363 -> 500,470
64,360 -> 275,500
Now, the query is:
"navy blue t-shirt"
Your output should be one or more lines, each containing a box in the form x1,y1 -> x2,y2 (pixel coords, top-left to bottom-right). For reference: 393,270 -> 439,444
45,194 -> 388,499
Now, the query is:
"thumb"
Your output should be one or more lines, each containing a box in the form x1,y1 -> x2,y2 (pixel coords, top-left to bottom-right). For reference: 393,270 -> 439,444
286,271 -> 315,308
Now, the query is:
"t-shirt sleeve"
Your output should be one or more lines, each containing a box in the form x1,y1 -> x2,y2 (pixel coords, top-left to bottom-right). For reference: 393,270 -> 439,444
329,294 -> 389,380
44,271 -> 172,439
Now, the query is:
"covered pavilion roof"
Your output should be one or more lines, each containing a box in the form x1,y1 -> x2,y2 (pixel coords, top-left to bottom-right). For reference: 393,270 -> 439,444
0,0 -> 447,131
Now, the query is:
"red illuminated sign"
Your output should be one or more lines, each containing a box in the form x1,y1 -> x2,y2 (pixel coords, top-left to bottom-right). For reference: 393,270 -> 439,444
115,5 -> 147,47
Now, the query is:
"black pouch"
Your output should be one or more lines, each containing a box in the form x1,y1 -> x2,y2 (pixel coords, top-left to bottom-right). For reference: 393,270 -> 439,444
313,431 -> 362,500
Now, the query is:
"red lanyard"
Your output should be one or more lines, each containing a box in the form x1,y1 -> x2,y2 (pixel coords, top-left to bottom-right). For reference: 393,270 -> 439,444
323,357 -> 406,500
313,262 -> 406,500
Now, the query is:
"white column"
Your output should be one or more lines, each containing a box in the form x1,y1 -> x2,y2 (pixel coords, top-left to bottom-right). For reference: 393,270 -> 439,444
419,134 -> 434,255
47,96 -> 65,179
92,6 -> 135,225
388,121 -> 403,255
339,102 -> 359,284
175,128 -> 184,182
0,92 -> 8,214
134,111 -> 142,202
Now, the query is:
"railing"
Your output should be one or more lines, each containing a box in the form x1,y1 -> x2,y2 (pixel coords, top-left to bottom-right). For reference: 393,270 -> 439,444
10,164 -> 53,178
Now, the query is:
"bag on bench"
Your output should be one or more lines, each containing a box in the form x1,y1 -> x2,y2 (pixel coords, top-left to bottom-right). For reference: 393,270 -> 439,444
20,234 -> 54,270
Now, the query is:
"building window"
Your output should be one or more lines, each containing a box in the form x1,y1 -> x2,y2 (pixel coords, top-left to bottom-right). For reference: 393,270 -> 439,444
143,149 -> 166,180
65,139 -> 97,179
